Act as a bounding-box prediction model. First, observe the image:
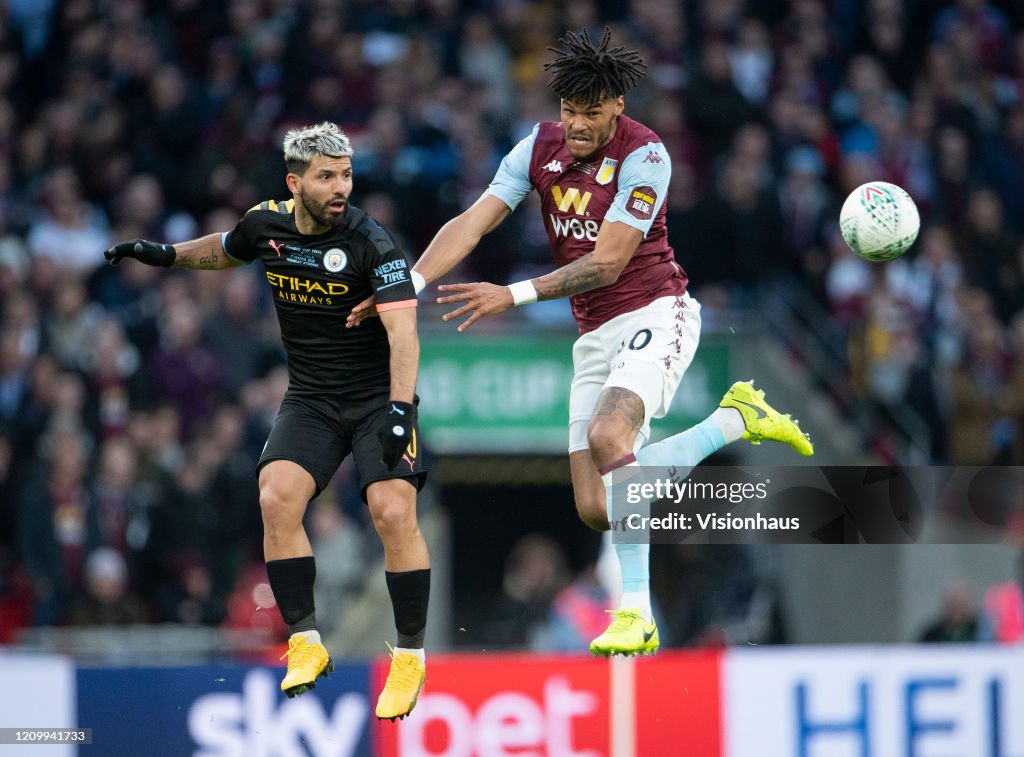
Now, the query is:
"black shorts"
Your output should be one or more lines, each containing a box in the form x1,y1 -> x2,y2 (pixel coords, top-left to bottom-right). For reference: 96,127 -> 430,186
258,394 -> 427,502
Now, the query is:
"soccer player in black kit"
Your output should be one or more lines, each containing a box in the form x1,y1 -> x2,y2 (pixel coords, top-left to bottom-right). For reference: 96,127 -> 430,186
105,122 -> 428,720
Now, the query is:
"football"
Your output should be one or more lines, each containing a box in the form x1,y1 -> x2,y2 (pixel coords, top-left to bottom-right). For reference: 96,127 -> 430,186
839,181 -> 920,262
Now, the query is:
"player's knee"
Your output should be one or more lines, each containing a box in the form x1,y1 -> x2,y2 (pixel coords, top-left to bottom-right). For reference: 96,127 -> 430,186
586,422 -> 632,470
575,497 -> 610,532
370,500 -> 416,541
259,484 -> 304,532
368,482 -> 417,540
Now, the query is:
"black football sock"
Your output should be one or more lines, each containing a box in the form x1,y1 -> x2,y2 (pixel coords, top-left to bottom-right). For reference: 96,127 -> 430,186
266,556 -> 317,635
385,568 -> 430,648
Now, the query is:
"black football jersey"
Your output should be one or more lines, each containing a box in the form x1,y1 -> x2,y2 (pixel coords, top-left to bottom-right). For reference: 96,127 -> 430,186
223,199 -> 416,405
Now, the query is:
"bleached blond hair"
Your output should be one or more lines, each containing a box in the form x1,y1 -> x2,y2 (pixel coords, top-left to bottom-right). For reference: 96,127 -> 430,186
282,121 -> 353,174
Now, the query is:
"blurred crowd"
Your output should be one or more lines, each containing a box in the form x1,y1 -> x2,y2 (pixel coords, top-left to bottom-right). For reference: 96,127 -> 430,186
918,552 -> 1024,643
489,534 -> 1024,649
1,0 -> 1024,639
484,534 -> 790,650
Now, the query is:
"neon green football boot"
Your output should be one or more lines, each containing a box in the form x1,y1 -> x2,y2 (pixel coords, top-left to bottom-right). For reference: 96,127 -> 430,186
589,609 -> 660,657
719,380 -> 814,456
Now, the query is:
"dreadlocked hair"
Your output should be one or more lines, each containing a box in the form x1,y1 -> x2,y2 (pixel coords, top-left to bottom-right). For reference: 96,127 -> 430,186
543,27 -> 647,103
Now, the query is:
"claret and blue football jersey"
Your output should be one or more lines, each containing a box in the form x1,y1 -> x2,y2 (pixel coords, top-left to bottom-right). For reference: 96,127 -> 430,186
486,115 -> 688,334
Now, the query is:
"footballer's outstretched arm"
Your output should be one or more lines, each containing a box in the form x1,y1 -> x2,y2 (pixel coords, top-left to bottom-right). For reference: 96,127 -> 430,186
172,234 -> 241,269
345,193 -> 510,329
413,193 -> 511,285
532,220 -> 642,300
435,219 -> 642,332
379,306 -> 419,404
104,233 -> 240,270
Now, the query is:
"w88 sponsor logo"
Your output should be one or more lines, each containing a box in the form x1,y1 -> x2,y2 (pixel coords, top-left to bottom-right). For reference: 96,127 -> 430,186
550,214 -> 600,241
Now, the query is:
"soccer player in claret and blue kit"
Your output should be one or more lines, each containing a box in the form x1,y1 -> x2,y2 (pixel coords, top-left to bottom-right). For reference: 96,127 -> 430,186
105,123 -> 429,720
352,28 -> 814,656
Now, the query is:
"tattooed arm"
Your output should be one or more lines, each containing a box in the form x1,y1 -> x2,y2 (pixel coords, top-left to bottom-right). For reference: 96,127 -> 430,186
105,233 -> 240,270
436,220 -> 643,331
534,220 -> 643,300
171,234 -> 241,270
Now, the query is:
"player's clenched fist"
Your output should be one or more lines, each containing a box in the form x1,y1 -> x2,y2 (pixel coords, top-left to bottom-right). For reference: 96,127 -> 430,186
104,238 -> 177,267
379,401 -> 415,469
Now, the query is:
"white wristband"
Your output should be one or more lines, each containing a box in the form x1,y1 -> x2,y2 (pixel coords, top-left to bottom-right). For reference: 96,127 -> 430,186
411,270 -> 426,295
508,279 -> 538,306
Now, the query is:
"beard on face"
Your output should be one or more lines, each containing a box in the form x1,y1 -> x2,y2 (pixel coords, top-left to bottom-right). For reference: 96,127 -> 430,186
300,192 -> 346,228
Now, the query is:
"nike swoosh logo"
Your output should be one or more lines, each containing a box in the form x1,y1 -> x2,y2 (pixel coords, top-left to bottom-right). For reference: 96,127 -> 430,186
732,398 -> 767,419
642,627 -> 656,643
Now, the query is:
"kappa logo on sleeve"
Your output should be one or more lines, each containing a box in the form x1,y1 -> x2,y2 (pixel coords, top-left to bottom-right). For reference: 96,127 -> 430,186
626,185 -> 658,221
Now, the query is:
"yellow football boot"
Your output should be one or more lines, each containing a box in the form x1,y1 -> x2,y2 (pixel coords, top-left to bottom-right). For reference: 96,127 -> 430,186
589,609 -> 660,657
376,646 -> 426,721
720,380 -> 814,456
280,635 -> 333,698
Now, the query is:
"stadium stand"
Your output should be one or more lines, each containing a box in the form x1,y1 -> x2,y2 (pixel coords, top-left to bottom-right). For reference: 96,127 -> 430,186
1,0 -> 1023,654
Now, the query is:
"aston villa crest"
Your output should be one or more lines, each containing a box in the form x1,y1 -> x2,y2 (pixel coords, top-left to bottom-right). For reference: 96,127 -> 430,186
596,157 -> 618,185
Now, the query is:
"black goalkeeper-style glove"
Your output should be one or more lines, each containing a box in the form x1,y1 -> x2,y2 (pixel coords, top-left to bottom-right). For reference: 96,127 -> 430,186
379,400 -> 415,470
104,239 -> 177,267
